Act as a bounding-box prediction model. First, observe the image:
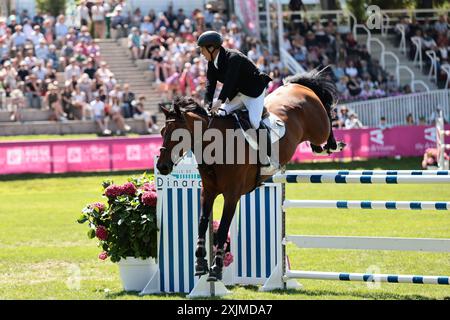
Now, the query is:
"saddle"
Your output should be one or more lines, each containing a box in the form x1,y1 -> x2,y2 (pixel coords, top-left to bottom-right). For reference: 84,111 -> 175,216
231,108 -> 285,174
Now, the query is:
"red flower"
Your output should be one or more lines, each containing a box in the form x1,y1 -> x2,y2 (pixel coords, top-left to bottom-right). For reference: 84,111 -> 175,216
95,225 -> 108,240
223,252 -> 234,267
142,182 -> 156,192
122,182 -> 137,196
98,251 -> 108,260
142,191 -> 157,207
104,184 -> 123,198
91,202 -> 105,212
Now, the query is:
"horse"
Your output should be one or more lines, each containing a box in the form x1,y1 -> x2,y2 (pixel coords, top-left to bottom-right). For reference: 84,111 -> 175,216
156,68 -> 344,281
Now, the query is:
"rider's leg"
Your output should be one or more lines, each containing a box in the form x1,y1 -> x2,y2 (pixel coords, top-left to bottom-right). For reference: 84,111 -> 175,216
217,95 -> 244,116
242,90 -> 266,129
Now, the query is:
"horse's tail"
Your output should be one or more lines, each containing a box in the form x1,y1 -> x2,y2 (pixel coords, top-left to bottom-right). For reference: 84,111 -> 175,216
283,66 -> 342,152
283,66 -> 337,119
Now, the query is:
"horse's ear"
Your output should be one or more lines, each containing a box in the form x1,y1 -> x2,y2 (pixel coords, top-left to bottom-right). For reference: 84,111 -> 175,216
174,104 -> 182,118
160,104 -> 170,117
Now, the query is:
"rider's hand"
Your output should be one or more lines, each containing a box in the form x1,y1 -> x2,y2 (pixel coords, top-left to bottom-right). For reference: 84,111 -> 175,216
210,100 -> 222,115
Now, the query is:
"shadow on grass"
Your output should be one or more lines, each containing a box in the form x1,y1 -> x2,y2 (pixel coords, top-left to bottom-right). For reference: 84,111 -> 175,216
105,290 -> 186,300
241,285 -> 437,300
104,283 -> 447,300
105,285 -> 244,300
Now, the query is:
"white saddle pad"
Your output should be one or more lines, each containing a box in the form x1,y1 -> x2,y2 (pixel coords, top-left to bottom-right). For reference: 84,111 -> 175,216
262,112 -> 286,144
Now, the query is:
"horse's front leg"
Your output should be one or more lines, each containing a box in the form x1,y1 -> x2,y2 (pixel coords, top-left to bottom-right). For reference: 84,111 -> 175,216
195,189 -> 217,276
207,194 -> 240,282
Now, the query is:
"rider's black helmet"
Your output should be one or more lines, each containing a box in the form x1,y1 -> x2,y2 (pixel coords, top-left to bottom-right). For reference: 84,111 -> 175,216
197,31 -> 223,48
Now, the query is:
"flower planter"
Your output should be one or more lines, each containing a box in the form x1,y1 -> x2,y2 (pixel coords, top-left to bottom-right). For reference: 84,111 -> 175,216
117,257 -> 158,292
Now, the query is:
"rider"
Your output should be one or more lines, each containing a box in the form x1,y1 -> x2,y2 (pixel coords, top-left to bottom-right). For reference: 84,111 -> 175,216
197,30 -> 272,130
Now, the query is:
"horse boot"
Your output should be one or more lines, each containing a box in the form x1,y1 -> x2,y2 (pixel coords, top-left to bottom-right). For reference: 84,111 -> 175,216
257,121 -> 272,166
207,249 -> 224,282
194,238 -> 209,276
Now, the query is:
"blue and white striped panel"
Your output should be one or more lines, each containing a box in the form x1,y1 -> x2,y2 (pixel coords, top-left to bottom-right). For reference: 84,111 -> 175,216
235,183 -> 282,285
158,186 -> 201,293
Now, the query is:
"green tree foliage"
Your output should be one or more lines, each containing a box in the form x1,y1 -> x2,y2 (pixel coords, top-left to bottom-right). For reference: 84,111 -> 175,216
36,0 -> 66,17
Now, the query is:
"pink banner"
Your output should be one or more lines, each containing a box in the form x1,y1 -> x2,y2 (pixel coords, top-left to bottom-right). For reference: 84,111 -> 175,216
0,136 -> 162,175
0,125 -> 448,175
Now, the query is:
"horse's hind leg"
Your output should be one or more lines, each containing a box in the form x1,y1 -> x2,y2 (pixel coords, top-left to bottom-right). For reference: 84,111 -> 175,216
195,190 -> 217,276
207,194 -> 239,282
324,128 -> 346,153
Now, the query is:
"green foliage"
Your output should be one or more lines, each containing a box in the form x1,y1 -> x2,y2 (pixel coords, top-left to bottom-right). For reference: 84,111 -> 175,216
346,0 -> 366,23
78,173 -> 158,262
36,0 -> 66,17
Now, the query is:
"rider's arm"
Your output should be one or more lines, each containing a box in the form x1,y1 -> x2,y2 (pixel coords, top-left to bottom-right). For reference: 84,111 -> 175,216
218,55 -> 242,103
205,65 -> 217,107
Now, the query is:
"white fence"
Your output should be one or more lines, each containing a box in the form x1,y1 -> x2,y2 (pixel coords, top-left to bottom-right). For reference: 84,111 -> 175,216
340,89 -> 450,127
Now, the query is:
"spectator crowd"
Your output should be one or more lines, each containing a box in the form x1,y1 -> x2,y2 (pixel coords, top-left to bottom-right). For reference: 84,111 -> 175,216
0,0 -> 448,134
395,14 -> 449,89
0,0 -> 158,135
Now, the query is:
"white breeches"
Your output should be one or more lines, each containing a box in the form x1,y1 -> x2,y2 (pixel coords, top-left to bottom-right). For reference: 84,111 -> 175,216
217,89 -> 266,129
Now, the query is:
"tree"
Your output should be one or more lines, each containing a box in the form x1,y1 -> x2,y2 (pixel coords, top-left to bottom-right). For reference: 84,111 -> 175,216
36,0 -> 66,17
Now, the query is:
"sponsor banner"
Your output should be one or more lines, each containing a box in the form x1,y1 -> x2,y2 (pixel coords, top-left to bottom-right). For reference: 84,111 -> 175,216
0,125 -> 448,175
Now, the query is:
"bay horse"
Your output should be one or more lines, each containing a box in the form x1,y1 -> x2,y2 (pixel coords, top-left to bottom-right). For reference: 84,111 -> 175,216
157,68 -> 343,281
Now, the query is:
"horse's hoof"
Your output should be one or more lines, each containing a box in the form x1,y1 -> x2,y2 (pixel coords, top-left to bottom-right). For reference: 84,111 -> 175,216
207,266 -> 222,282
195,259 -> 209,277
337,142 -> 347,151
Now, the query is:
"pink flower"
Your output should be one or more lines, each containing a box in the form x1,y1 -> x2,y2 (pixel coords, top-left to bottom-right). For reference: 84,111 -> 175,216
91,202 -> 105,212
142,191 -> 157,207
104,184 -> 123,198
223,252 -> 234,267
98,251 -> 108,260
121,182 -> 137,196
142,182 -> 156,192
95,225 -> 108,241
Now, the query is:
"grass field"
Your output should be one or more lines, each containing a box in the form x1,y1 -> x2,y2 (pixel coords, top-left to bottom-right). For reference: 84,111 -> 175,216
0,157 -> 449,300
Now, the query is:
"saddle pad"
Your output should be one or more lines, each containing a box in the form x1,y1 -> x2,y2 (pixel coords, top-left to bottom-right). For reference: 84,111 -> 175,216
262,112 -> 286,144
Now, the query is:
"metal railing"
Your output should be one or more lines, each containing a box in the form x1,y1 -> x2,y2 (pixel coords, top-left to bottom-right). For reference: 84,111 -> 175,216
411,36 -> 423,71
368,37 -> 385,61
381,12 -> 390,37
412,80 -> 430,92
397,65 -> 415,87
375,8 -> 449,32
353,24 -> 371,46
338,89 -> 449,127
280,48 -> 305,74
369,35 -> 418,90
395,24 -> 407,55
442,65 -> 450,89
426,50 -> 438,83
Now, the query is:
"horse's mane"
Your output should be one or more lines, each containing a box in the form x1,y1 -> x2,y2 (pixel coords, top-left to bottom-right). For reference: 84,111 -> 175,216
173,96 -> 209,117
283,67 -> 338,112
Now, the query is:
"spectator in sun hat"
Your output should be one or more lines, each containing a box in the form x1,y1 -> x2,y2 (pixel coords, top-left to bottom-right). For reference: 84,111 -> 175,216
345,113 -> 364,129
28,25 -> 44,47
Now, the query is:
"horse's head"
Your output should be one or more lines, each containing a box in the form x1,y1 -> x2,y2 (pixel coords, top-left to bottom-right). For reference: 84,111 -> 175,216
157,97 -> 208,175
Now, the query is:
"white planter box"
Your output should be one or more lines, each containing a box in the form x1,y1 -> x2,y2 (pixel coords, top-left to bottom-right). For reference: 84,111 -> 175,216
117,257 -> 158,292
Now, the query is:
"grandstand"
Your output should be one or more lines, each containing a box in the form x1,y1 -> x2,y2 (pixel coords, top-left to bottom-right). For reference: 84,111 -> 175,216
0,1 -> 449,136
